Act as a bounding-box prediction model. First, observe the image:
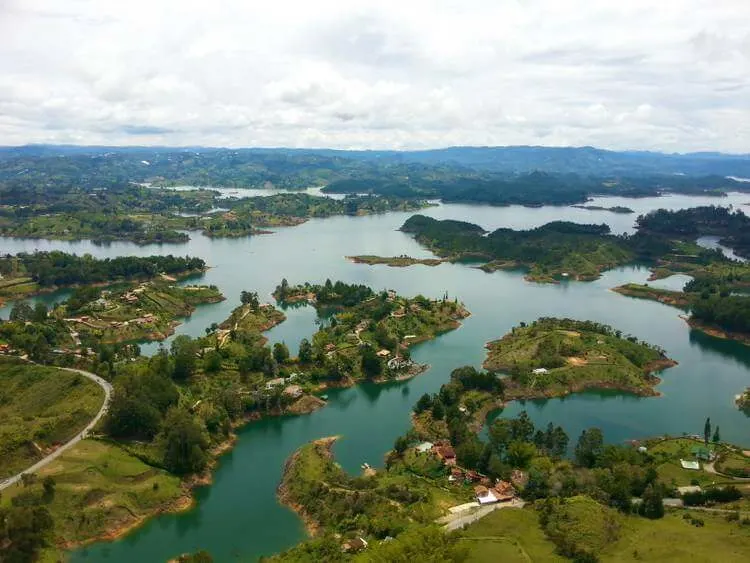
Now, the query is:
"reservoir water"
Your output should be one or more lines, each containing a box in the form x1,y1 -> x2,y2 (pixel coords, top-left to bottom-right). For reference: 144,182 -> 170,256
2,194 -> 750,562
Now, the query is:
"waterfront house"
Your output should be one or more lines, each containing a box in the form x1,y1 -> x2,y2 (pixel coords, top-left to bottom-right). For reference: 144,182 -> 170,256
265,377 -> 286,390
493,480 -> 516,502
342,537 -> 368,552
434,443 -> 457,466
415,441 -> 434,454
283,385 -> 303,399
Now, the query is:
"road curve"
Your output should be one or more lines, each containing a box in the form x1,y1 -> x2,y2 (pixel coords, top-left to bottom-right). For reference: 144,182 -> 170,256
0,366 -> 112,491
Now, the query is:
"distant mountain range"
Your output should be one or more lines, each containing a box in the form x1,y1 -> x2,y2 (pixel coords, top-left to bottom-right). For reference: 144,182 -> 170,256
1,144 -> 749,178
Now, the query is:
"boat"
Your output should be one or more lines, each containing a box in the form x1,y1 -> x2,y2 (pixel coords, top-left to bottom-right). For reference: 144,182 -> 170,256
320,394 -> 329,401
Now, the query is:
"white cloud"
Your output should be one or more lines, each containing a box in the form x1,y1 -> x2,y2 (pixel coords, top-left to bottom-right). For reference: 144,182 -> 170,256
0,0 -> 748,152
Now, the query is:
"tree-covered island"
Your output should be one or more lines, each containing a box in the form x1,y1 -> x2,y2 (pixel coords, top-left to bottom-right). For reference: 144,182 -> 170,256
0,186 -> 430,243
0,252 -> 208,304
484,318 -> 677,399
273,280 -> 470,382
396,215 -> 643,283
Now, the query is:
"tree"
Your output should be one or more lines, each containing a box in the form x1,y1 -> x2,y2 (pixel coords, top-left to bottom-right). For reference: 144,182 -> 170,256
159,407 -> 209,474
204,350 -> 223,373
171,335 -> 199,381
42,476 -> 56,502
9,302 -> 33,322
361,346 -> 382,379
178,551 -> 214,563
414,393 -> 433,414
0,505 -> 54,562
273,342 -> 290,364
704,417 -> 711,445
298,338 -> 313,364
32,302 -> 48,323
431,400 -> 445,420
574,428 -> 604,468
456,437 -> 484,469
506,441 -> 537,468
638,484 -> 665,519
712,426 -> 721,444
394,436 -> 408,456
240,290 -> 259,309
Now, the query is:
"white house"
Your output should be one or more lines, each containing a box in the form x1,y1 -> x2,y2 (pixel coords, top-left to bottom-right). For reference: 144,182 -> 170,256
532,368 -> 549,375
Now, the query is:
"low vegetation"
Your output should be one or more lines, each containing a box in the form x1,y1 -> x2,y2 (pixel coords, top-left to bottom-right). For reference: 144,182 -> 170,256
484,318 -> 676,398
0,359 -> 104,479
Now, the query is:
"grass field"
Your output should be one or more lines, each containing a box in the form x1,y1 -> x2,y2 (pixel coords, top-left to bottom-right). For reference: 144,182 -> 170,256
603,511 -> 750,561
461,504 -> 750,562
0,359 -> 105,479
0,439 -> 184,555
461,508 -> 566,563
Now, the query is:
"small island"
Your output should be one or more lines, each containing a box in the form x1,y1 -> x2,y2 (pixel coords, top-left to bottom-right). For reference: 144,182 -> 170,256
347,254 -> 445,267
484,318 -> 677,398
571,204 -> 635,214
736,388 -> 750,415
274,279 -> 470,383
399,215 -> 636,283
63,281 -> 224,344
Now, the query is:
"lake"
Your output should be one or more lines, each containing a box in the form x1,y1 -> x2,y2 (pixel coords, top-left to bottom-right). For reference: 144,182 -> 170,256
3,194 -> 750,562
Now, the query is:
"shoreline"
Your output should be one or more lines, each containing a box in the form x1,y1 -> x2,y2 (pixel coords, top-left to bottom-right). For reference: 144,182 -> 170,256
276,436 -> 339,537
681,316 -> 750,346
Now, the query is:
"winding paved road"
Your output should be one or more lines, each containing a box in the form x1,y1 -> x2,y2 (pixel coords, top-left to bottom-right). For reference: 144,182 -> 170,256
0,366 -> 112,492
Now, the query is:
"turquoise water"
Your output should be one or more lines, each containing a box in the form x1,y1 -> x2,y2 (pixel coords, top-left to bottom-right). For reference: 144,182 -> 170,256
1,195 -> 749,561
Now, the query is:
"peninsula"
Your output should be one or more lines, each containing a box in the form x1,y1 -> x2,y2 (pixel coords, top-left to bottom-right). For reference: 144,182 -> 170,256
484,317 -> 677,398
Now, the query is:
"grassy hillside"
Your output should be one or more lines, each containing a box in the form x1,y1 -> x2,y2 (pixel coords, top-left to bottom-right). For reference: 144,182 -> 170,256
461,504 -> 750,562
0,439 -> 184,556
0,359 -> 104,478
484,318 -> 676,397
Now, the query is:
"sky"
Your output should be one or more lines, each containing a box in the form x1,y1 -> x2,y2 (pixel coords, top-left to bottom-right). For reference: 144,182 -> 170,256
0,0 -> 748,152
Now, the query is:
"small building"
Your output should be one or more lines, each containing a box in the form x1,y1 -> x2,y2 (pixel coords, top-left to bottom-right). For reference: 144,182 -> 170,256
448,468 -> 464,483
342,537 -> 368,552
680,459 -> 700,471
474,485 -> 498,505
691,446 -> 715,461
532,368 -> 549,375
325,343 -> 336,352
465,470 -> 481,483
677,485 -> 702,495
283,385 -> 303,399
434,444 -> 457,466
265,377 -> 286,390
376,349 -> 391,358
415,441 -> 434,454
493,480 -> 516,502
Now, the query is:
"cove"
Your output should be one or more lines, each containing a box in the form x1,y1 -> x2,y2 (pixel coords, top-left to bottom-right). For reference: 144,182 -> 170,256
2,195 -> 749,562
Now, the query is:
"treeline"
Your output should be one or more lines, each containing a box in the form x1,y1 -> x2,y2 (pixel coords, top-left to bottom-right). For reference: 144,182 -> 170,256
690,295 -> 750,334
401,215 -> 636,273
274,279 -> 375,307
637,206 -> 750,238
0,252 -> 205,287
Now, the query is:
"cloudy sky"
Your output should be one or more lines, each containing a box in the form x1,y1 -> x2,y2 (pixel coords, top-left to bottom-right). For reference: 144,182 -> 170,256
1,0 -> 748,152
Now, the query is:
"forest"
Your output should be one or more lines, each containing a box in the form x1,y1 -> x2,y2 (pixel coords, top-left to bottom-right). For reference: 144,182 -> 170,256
0,252 -> 205,287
